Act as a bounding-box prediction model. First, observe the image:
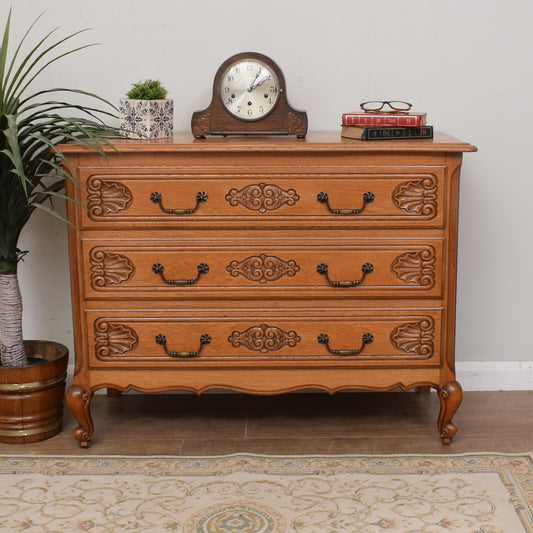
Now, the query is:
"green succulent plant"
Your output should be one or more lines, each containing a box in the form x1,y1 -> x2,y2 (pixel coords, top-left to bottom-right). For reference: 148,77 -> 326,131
126,79 -> 168,100
0,10 -> 120,367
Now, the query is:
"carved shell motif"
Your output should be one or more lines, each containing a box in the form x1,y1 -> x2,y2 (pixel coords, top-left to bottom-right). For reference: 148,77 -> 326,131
391,248 -> 436,287
228,324 -> 301,353
390,319 -> 435,356
227,254 -> 300,283
94,320 -> 139,359
225,183 -> 300,213
392,177 -> 438,217
89,250 -> 135,288
87,178 -> 133,216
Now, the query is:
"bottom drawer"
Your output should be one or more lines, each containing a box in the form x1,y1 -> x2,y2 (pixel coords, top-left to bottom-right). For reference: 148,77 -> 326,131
86,309 -> 442,368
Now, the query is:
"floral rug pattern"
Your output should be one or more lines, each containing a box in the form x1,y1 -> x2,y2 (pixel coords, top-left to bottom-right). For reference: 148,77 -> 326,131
0,453 -> 532,532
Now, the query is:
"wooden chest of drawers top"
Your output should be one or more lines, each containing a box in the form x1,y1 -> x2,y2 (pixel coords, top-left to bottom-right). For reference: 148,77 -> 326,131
60,131 -> 476,156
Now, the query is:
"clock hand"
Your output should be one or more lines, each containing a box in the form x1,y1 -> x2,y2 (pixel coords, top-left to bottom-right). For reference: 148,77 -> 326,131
250,78 -> 268,91
248,68 -> 262,92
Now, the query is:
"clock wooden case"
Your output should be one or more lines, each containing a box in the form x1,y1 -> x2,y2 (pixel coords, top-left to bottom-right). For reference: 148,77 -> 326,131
191,52 -> 308,138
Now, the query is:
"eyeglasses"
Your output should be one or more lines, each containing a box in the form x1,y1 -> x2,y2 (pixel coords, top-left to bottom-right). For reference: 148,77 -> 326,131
360,101 -> 412,113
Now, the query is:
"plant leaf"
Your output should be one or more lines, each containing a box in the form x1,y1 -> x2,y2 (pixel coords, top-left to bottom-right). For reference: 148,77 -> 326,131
2,114 -> 29,195
0,9 -> 12,106
0,12 -> 121,271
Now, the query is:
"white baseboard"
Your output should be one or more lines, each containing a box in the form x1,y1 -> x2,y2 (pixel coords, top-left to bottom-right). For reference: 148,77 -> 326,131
68,361 -> 533,393
457,361 -> 533,391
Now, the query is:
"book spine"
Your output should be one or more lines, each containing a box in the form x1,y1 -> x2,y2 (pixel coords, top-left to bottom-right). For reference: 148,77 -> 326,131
342,114 -> 425,127
363,126 -> 434,140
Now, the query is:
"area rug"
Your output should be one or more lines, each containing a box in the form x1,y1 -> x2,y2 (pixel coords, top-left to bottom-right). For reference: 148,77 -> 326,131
0,453 -> 532,532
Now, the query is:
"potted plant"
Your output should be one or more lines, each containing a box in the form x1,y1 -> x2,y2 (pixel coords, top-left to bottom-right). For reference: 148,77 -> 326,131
0,10 -> 119,443
119,79 -> 173,139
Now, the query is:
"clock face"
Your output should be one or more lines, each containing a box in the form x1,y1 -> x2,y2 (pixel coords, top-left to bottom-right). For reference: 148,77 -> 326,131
219,59 -> 281,121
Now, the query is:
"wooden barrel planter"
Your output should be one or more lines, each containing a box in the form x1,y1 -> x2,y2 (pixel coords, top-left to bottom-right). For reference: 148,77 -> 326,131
0,340 -> 68,444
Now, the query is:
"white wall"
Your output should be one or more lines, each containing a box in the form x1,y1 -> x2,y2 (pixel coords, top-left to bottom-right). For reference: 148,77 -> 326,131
5,1 -> 533,386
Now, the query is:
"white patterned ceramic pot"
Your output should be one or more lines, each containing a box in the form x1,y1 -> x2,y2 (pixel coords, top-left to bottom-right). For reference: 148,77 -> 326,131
119,98 -> 174,139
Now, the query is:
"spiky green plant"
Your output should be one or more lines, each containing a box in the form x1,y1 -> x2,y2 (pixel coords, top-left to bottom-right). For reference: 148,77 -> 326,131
0,10 -> 120,367
126,79 -> 168,100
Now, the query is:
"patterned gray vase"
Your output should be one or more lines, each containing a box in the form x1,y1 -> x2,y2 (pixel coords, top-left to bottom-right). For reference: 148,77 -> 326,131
119,98 -> 174,139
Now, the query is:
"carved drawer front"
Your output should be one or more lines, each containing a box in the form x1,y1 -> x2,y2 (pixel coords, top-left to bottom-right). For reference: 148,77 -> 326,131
86,310 -> 442,368
83,240 -> 444,299
80,171 -> 444,229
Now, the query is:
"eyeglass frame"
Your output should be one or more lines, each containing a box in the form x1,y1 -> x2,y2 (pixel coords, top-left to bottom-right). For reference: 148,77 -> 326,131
360,101 -> 413,113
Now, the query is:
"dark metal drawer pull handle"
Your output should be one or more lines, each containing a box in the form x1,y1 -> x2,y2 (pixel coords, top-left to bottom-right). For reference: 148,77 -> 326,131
317,262 -> 373,287
155,333 -> 211,358
152,263 -> 209,285
150,191 -> 208,214
317,191 -> 375,215
317,332 -> 374,356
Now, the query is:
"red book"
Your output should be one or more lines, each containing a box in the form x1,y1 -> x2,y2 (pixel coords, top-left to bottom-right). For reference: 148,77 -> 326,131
342,111 -> 427,127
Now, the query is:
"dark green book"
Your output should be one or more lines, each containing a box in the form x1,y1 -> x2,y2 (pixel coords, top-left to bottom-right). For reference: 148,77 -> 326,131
342,125 -> 434,140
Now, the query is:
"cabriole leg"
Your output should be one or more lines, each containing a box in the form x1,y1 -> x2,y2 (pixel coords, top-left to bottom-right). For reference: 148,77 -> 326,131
438,380 -> 463,444
66,385 -> 94,448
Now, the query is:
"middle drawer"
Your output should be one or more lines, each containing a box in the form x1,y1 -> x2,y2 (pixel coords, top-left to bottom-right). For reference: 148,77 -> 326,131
82,238 -> 444,300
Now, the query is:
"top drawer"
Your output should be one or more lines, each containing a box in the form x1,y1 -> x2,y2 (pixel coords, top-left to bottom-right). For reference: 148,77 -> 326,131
78,169 -> 446,230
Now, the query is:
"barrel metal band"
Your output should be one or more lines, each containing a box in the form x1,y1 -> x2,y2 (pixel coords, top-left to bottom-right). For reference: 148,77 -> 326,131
0,371 -> 67,392
0,420 -> 62,437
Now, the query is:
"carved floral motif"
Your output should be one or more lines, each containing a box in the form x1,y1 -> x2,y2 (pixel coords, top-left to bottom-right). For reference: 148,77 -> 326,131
89,250 -> 135,288
227,254 -> 300,283
94,320 -> 139,359
391,248 -> 436,287
392,177 -> 438,217
228,324 -> 301,353
87,178 -> 133,216
391,319 -> 435,356
225,183 -> 299,213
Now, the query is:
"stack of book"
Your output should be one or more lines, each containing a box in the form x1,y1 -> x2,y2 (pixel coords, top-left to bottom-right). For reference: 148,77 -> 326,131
341,110 -> 433,141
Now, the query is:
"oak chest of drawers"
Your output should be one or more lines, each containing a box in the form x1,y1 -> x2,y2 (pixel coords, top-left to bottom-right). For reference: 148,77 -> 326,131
63,131 -> 476,447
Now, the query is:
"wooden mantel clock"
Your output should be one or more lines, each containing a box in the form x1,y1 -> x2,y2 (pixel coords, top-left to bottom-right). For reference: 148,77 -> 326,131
191,52 -> 308,138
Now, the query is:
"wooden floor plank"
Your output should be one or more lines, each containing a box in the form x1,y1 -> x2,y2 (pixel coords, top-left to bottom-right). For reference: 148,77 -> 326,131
0,391 -> 531,455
